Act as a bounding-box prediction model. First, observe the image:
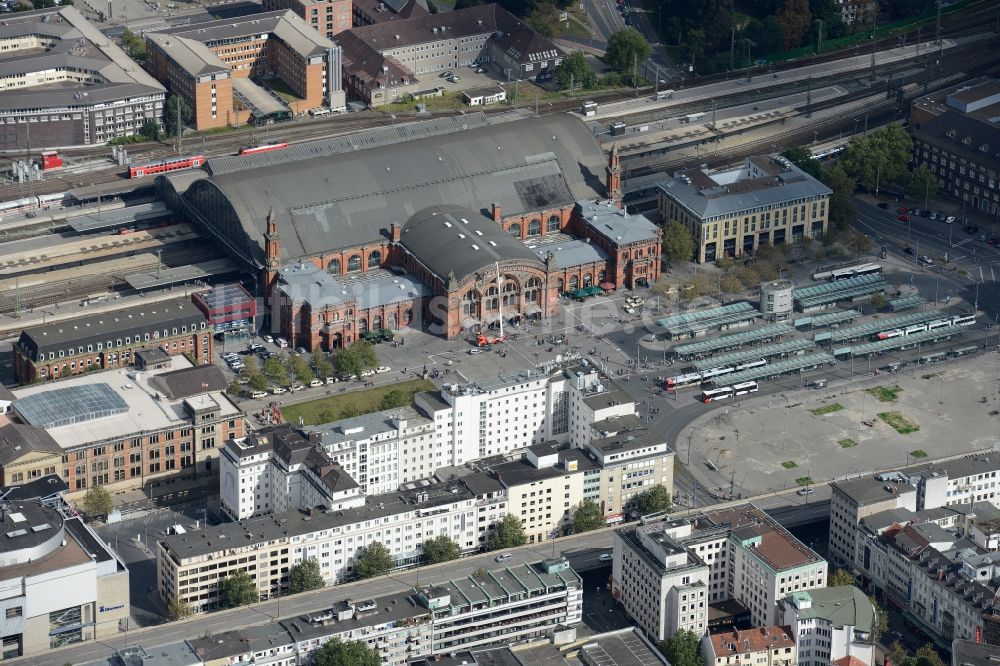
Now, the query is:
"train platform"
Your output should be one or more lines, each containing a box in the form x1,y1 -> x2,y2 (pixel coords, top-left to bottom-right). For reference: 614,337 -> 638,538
124,258 -> 240,290
67,201 -> 170,233
590,37 -> 963,122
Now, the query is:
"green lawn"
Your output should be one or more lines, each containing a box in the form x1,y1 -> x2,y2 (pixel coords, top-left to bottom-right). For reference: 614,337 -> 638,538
560,8 -> 592,40
811,403 -> 844,416
838,438 -> 857,448
795,477 -> 813,486
910,449 -> 928,459
280,379 -> 435,426
781,461 -> 798,469
878,411 -> 920,435
866,385 -> 903,402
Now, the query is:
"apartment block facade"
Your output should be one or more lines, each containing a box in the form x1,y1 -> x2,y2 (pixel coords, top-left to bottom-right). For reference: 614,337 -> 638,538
777,587 -> 876,666
613,505 -> 826,643
159,475 -> 492,612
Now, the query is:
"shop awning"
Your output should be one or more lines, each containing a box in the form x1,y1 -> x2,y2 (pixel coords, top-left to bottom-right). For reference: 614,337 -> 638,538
524,303 -> 541,315
461,317 -> 480,330
483,313 -> 502,325
600,282 -> 616,290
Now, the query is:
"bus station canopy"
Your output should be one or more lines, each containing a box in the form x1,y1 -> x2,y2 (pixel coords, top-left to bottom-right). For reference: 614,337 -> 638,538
793,274 -> 884,300
708,352 -> 835,386
673,323 -> 793,357
793,309 -> 861,330
889,294 -> 927,312
796,280 -> 888,310
691,338 -> 816,371
817,309 -> 944,344
836,324 -> 967,358
659,302 -> 756,328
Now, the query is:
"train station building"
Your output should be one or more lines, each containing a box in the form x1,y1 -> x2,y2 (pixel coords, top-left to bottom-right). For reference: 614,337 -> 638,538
157,114 -> 662,350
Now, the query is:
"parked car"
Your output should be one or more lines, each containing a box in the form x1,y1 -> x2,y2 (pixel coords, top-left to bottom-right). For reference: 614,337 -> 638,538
263,334 -> 274,344
271,386 -> 287,394
448,75 -> 460,83
295,347 -> 307,355
898,214 -> 909,222
440,70 -> 453,79
598,553 -> 614,562
797,487 -> 815,496
276,337 -> 289,348
979,234 -> 989,242
877,202 -> 889,209
309,379 -> 324,388
904,246 -> 915,255
469,348 -> 484,355
929,212 -> 938,221
495,553 -> 513,563
897,206 -> 908,213
918,255 -> 934,265
375,366 -> 392,374
920,209 -> 931,217
325,377 -> 336,385
945,216 -> 956,224
290,383 -> 305,392
250,390 -> 267,399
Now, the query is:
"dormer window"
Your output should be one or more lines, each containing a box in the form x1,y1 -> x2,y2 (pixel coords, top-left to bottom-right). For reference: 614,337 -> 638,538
946,130 -> 956,138
962,137 -> 972,145
979,144 -> 989,152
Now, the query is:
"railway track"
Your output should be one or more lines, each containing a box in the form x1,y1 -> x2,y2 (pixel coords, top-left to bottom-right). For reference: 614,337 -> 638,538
623,43 -> 1000,178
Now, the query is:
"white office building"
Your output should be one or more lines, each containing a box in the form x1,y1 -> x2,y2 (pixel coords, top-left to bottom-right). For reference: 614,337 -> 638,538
777,587 -> 876,666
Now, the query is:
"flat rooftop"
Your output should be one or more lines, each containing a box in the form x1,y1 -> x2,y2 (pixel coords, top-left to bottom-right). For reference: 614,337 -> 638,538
12,356 -> 240,449
832,475 -> 915,506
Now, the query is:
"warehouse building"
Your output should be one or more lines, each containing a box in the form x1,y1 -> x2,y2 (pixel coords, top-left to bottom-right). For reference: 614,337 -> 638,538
657,155 -> 831,263
157,114 -> 659,347
145,11 -> 343,130
0,6 -> 166,150
12,298 -> 212,385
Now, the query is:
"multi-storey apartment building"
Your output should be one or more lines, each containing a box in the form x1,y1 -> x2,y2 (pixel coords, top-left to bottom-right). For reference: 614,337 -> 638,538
262,0 -> 352,39
0,6 -> 165,150
220,424 -> 364,520
7,357 -> 244,495
178,559 -> 581,665
702,626 -> 797,666
0,502 -> 129,659
613,522 -> 710,641
910,78 -> 1000,221
829,473 -> 918,567
146,12 -> 343,130
777,587 -> 876,666
159,474 -> 493,612
614,505 -> 826,642
12,298 -> 212,385
657,155 -> 831,263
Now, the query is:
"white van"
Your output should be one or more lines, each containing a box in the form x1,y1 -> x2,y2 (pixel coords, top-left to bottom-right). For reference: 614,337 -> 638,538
276,337 -> 289,349
250,390 -> 267,399
309,107 -> 331,117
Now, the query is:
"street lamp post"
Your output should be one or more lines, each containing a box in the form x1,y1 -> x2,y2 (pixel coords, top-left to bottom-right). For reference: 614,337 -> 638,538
744,39 -> 755,83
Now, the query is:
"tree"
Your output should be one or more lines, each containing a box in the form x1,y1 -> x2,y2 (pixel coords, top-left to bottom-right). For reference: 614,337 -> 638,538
719,274 -> 742,295
489,514 -> 528,551
120,28 -> 147,64
776,0 -> 812,50
840,125 -> 913,193
554,51 -> 596,90
604,28 -> 651,77
781,147 -> 823,180
380,389 -> 410,410
454,0 -> 484,8
827,568 -> 854,586
334,342 -> 378,379
659,629 -> 703,666
662,221 -> 695,264
162,94 -> 192,138
289,353 -> 314,384
423,535 -> 462,564
526,1 -> 561,39
636,484 -> 672,515
139,119 -> 161,142
218,570 -> 258,609
288,558 -> 326,594
572,499 -> 605,533
887,640 -> 909,665
353,542 -> 394,579
907,164 -> 938,203
869,595 -> 887,643
312,638 -> 380,666
846,230 -> 872,257
263,355 -> 289,386
822,164 -> 857,232
83,485 -> 113,517
909,645 -> 946,666
311,351 -> 333,380
166,597 -> 191,621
